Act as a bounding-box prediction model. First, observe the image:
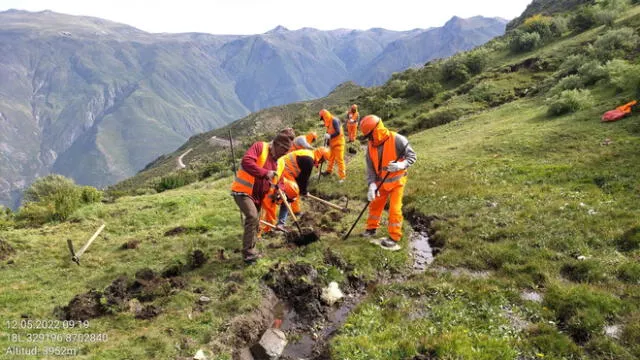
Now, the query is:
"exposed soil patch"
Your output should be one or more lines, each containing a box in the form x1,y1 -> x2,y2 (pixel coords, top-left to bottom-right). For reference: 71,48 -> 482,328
227,291 -> 279,349
0,238 -> 15,260
347,147 -> 358,155
135,304 -> 161,320
285,229 -> 320,246
56,290 -> 109,321
55,251 -> 205,321
504,57 -> 551,73
323,248 -> 353,272
164,226 -> 187,236
121,239 -> 140,250
264,263 -> 324,323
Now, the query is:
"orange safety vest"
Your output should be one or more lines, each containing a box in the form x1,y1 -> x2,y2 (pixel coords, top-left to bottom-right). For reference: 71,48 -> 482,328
324,115 -> 345,146
348,111 -> 359,124
368,132 -> 407,191
282,149 -> 314,179
231,142 -> 270,195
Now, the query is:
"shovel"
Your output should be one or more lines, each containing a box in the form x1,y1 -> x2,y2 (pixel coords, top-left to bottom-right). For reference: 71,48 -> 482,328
277,189 -> 319,246
306,193 -> 349,212
260,220 -> 288,233
67,223 -> 106,265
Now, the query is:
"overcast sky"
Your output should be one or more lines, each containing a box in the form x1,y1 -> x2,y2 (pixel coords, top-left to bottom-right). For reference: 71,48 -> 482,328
1,0 -> 533,35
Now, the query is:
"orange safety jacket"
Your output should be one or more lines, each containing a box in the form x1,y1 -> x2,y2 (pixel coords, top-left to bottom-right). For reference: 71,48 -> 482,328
368,131 -> 407,192
348,111 -> 359,124
282,149 -> 314,179
323,115 -> 345,147
231,142 -> 272,195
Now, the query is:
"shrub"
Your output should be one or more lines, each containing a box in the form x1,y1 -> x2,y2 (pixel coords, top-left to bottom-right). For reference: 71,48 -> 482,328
133,188 -> 157,196
593,27 -> 640,61
509,30 -> 542,53
199,162 -> 224,179
18,174 -> 82,224
569,7 -> 597,33
412,108 -> 465,132
155,171 -> 198,192
0,206 -> 13,230
605,59 -> 640,92
557,54 -> 589,77
469,82 -> 516,106
80,186 -> 102,204
440,57 -> 470,83
551,75 -> 584,94
463,48 -> 490,75
547,89 -> 593,116
578,60 -> 608,85
406,79 -> 443,100
522,14 -> 562,40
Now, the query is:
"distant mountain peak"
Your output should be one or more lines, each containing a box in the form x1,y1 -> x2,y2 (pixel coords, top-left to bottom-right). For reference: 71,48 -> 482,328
266,25 -> 289,34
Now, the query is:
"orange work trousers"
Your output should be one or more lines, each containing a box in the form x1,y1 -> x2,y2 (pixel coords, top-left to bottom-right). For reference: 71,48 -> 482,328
260,190 -> 301,233
347,123 -> 358,142
326,143 -> 346,180
366,184 -> 405,241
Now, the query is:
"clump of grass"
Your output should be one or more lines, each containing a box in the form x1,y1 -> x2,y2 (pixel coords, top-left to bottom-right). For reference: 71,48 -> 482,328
617,262 -> 640,284
616,227 -> 640,252
560,259 -> 608,283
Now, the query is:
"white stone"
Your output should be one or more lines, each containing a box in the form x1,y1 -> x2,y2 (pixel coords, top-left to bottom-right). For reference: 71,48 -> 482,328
193,349 -> 207,360
321,281 -> 344,306
251,328 -> 287,360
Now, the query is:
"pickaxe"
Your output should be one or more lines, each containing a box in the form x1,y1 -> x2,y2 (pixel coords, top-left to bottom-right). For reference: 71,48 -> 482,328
67,224 -> 106,265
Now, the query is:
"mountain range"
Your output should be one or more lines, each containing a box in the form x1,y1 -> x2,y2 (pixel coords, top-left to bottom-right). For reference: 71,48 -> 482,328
0,9 -> 507,208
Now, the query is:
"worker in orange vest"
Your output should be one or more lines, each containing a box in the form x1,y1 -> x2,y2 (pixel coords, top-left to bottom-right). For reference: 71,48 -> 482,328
319,109 -> 346,182
359,115 -> 417,248
290,132 -> 318,151
261,147 -> 331,232
347,104 -> 359,142
230,129 -> 294,263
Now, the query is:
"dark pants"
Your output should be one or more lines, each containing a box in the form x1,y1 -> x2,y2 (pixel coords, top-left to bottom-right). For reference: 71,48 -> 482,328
233,194 -> 261,256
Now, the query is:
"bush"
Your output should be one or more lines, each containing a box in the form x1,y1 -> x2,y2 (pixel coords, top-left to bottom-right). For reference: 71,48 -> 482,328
406,79 -> 443,100
557,54 -> 589,77
469,82 -> 516,106
578,60 -> 608,85
509,30 -> 542,53
463,48 -> 490,75
199,162 -> 224,179
547,89 -> 593,116
155,171 -> 198,192
0,206 -> 13,230
569,7 -> 597,33
412,108 -> 465,132
441,57 -> 470,83
594,27 -> 640,61
521,14 -> 562,40
551,75 -> 584,94
80,186 -> 102,204
605,59 -> 640,92
18,174 -> 82,225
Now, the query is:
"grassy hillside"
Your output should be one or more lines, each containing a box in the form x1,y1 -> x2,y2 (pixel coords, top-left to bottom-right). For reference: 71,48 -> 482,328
2,2 -> 640,359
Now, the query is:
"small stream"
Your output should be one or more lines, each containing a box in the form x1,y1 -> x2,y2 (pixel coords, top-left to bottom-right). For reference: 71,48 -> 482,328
411,230 -> 434,272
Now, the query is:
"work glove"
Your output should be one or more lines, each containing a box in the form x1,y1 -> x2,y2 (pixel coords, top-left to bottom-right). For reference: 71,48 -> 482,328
386,160 -> 408,172
265,170 -> 276,180
367,183 -> 380,202
324,133 -> 331,141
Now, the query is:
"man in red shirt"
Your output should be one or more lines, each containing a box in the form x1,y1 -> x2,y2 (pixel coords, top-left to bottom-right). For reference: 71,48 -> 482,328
231,129 -> 294,263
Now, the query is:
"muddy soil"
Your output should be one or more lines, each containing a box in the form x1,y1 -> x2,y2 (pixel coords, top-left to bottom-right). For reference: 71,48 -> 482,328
264,263 -> 324,323
56,251 -> 205,321
121,240 -> 140,249
0,238 -> 15,260
164,226 -> 187,236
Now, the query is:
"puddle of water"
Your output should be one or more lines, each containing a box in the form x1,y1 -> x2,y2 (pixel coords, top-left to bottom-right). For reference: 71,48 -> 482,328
411,231 -> 434,272
280,298 -> 360,359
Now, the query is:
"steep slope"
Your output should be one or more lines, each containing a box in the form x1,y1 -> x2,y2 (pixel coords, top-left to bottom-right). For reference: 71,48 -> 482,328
0,10 -> 504,209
